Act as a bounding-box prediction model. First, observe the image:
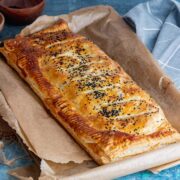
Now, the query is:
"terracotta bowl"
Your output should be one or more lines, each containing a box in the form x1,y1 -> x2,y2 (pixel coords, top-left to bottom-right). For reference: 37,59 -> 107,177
0,12 -> 4,31
0,0 -> 45,25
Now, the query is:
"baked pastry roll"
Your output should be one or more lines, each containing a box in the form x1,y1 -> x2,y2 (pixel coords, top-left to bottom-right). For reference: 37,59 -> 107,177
1,20 -> 179,164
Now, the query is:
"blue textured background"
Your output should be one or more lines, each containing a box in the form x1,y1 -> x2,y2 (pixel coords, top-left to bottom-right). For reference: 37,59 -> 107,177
0,0 -> 179,179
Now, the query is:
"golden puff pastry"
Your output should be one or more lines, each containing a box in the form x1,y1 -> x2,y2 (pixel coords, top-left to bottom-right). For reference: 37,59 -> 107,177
1,19 -> 180,165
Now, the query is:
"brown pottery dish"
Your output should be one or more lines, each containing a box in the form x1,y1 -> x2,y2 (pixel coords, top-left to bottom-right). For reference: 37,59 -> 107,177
0,12 -> 4,31
0,0 -> 45,24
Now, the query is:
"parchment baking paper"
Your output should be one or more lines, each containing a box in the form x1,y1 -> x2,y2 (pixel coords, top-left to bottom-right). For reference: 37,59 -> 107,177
0,63 -> 90,163
0,5 -> 179,179
150,160 -> 180,173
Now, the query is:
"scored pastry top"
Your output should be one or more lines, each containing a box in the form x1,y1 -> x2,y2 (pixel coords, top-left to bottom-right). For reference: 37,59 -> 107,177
1,19 -> 180,164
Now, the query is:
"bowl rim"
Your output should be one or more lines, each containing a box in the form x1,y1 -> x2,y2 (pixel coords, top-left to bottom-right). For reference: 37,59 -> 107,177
0,12 -> 5,24
0,12 -> 5,31
0,0 -> 45,11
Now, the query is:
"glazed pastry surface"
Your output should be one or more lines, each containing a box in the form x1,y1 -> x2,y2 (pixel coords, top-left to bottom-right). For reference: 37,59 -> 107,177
1,20 -> 180,164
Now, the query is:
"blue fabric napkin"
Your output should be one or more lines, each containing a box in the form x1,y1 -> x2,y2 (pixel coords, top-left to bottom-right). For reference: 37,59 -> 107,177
124,0 -> 180,89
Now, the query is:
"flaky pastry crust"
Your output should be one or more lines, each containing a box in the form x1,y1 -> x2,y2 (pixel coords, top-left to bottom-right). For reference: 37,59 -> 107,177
1,20 -> 180,164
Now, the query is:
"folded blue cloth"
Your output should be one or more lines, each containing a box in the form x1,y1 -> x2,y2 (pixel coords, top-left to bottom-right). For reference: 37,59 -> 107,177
124,0 -> 180,89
